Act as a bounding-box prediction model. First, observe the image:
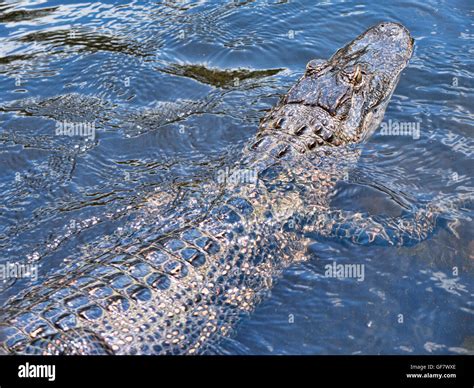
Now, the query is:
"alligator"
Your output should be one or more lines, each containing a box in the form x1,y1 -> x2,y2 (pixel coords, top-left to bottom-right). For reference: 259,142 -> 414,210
0,22 -> 453,355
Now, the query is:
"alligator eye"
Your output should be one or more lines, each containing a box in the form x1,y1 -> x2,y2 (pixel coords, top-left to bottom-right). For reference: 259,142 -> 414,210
352,65 -> 363,85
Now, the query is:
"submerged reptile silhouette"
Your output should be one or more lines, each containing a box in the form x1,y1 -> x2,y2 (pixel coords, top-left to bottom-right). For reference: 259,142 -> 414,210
0,22 -> 457,354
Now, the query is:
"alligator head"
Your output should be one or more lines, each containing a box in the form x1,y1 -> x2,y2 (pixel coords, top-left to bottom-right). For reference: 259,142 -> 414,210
258,22 -> 414,152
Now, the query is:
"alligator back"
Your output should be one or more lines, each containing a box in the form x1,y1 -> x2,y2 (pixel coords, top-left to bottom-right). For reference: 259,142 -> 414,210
0,178 -> 303,354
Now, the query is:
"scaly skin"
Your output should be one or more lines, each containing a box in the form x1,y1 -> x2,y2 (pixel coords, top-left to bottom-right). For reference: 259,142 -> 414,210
0,22 -> 417,354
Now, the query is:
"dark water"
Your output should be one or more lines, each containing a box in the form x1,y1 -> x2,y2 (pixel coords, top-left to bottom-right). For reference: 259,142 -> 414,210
0,0 -> 472,354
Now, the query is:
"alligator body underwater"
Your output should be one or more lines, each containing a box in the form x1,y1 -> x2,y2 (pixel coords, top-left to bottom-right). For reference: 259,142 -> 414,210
1,22 -> 438,355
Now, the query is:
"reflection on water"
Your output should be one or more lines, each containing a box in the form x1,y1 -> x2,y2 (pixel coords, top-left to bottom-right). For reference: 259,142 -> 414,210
0,0 -> 472,354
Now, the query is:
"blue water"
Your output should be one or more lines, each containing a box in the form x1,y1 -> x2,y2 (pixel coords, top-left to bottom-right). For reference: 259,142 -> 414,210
0,0 -> 472,354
